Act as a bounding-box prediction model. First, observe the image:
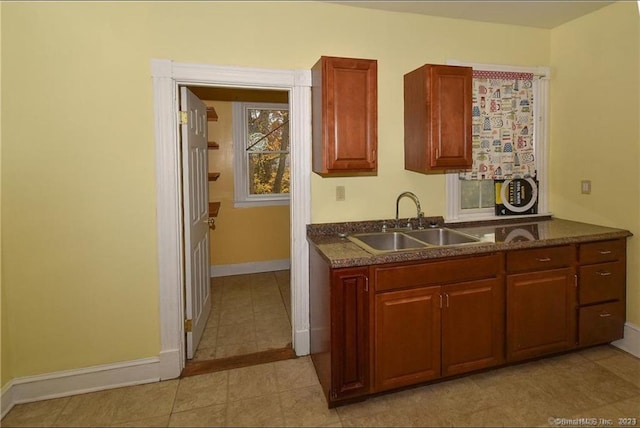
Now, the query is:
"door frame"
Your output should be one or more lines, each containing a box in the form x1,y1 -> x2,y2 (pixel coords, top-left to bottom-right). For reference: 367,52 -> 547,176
151,59 -> 312,378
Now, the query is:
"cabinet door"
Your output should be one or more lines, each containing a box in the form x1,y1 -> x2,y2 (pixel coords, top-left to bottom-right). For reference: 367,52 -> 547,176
312,56 -> 377,175
404,64 -> 472,173
579,301 -> 624,347
442,278 -> 504,377
506,268 -> 577,362
331,267 -> 370,400
374,286 -> 441,392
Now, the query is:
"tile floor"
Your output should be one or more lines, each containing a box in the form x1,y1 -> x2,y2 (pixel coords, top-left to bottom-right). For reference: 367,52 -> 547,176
192,270 -> 292,361
3,345 -> 639,427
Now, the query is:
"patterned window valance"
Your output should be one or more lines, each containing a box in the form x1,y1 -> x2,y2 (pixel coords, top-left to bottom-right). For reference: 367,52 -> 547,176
460,70 -> 536,180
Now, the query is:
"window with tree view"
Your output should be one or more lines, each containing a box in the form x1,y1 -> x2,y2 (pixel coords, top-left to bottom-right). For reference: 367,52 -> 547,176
233,102 -> 290,206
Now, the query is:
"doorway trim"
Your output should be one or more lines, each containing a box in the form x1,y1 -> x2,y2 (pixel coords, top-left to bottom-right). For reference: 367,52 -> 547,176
151,59 -> 312,379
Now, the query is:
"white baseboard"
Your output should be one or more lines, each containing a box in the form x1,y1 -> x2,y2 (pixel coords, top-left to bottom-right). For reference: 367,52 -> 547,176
210,259 -> 290,278
294,328 -> 310,357
159,348 -> 182,380
2,322 -> 635,420
1,357 -> 161,420
613,322 -> 640,358
1,380 -> 15,420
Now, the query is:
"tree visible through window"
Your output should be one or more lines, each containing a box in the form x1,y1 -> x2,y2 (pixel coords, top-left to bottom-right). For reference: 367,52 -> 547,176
246,107 -> 290,196
233,102 -> 290,206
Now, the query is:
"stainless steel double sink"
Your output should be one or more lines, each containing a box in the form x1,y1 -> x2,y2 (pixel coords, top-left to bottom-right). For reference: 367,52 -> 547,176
347,228 -> 482,254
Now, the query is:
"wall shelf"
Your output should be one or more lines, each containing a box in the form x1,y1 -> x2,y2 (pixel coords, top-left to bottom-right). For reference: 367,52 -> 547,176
209,202 -> 221,218
207,107 -> 218,122
208,105 -> 220,231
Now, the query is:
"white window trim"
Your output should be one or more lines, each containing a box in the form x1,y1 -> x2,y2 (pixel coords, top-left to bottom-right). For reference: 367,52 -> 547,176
445,60 -> 551,223
232,102 -> 291,208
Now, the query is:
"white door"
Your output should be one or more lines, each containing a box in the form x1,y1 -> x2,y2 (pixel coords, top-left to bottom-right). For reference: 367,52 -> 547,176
180,87 -> 212,359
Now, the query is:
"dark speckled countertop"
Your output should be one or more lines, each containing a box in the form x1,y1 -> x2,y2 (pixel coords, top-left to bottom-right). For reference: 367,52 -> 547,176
306,216 -> 633,268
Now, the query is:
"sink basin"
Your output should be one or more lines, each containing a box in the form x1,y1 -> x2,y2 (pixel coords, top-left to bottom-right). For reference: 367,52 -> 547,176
347,228 -> 482,254
347,232 -> 427,254
405,228 -> 481,246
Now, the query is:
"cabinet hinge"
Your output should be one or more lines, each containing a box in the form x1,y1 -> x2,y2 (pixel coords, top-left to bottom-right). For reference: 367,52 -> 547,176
184,318 -> 193,332
179,111 -> 188,125
330,389 -> 338,400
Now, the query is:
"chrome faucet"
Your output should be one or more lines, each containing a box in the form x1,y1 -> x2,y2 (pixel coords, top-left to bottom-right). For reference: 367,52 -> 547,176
395,191 -> 424,230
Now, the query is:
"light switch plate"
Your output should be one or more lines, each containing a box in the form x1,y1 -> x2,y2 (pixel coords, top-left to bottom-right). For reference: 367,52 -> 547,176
581,180 -> 591,194
336,185 -> 346,201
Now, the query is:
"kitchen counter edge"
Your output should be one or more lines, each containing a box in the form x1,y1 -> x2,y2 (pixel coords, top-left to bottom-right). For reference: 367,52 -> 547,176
306,217 -> 633,269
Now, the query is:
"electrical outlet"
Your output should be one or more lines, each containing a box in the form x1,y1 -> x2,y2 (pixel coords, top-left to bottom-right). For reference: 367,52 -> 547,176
336,186 -> 346,201
581,180 -> 591,194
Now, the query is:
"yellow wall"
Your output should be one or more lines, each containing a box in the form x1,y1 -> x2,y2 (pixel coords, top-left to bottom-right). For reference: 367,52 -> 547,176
1,0 -> 633,387
549,1 -> 640,325
0,1 -> 9,386
205,101 -> 290,265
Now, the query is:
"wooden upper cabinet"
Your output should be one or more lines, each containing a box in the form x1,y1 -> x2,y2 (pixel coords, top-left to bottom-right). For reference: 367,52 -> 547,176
404,64 -> 472,173
312,56 -> 378,176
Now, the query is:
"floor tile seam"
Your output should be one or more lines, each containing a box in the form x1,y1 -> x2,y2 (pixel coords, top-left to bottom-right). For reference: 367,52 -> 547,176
111,411 -> 172,427
169,400 -> 229,420
213,340 -> 261,355
273,380 -> 323,396
169,373 -> 204,417
592,359 -> 640,388
48,396 -> 73,427
222,362 -> 231,427
610,393 -> 640,414
274,372 -> 288,427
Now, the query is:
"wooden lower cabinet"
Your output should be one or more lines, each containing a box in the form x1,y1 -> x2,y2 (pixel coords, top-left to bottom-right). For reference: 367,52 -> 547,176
310,238 -> 628,408
442,278 -> 505,377
577,239 -> 627,346
578,301 -> 624,347
309,248 -> 370,407
330,267 -> 370,401
374,286 -> 441,391
374,277 -> 504,392
506,267 -> 577,362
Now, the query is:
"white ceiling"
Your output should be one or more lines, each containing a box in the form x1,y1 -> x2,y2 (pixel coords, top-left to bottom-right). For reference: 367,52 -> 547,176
325,1 -> 615,29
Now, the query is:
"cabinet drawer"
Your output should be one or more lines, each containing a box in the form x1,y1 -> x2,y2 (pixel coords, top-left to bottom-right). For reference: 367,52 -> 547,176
579,301 -> 624,347
374,254 -> 500,292
506,245 -> 575,273
579,261 -> 625,305
579,239 -> 625,264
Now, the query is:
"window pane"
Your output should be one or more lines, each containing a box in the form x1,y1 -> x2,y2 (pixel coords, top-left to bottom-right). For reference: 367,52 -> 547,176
461,179 -> 496,210
461,180 -> 480,209
479,180 -> 496,208
248,153 -> 290,195
247,108 -> 289,152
